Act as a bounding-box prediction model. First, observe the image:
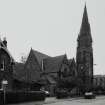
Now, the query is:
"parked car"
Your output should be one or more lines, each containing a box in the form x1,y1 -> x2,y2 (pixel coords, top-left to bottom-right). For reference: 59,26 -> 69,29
40,89 -> 50,97
84,92 -> 96,99
44,90 -> 50,97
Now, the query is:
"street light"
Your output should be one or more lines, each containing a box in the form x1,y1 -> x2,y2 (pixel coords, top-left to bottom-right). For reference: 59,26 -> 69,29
2,80 -> 8,105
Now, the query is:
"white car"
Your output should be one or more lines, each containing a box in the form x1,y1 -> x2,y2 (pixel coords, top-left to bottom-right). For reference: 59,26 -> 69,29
44,91 -> 49,96
40,89 -> 50,97
84,92 -> 95,99
85,92 -> 93,95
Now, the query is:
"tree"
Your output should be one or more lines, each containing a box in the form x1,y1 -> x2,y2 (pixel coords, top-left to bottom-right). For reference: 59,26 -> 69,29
57,76 -> 83,89
20,55 -> 27,63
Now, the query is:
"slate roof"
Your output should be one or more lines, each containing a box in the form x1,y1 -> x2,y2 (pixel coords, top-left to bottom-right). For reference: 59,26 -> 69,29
14,49 -> 50,83
13,49 -> 69,84
31,48 -> 50,66
68,58 -> 77,76
13,62 -> 25,80
43,54 -> 67,73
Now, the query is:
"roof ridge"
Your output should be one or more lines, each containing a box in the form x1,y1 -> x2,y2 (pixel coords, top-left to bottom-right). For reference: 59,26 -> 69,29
28,49 -> 50,70
50,54 -> 66,59
31,49 -> 50,57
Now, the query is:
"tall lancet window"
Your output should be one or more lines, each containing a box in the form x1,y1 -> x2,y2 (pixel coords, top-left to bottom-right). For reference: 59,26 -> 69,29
1,60 -> 5,71
42,59 -> 44,71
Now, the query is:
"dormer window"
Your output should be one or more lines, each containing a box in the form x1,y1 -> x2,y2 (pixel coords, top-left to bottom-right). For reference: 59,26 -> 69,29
1,60 -> 4,71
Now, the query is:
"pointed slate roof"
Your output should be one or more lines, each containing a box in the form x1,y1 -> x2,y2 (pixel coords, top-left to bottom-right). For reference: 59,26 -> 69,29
81,5 -> 89,26
68,58 -> 77,76
68,58 -> 76,66
68,59 -> 73,66
78,4 -> 92,42
31,48 -> 50,66
43,54 -> 67,73
16,49 -> 50,83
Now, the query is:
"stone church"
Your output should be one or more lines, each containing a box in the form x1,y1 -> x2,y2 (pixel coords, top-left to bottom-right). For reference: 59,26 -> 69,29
76,5 -> 93,92
0,4 -> 95,94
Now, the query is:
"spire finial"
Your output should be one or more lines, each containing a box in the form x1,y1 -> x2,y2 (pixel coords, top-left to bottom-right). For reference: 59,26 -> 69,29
84,3 -> 88,19
84,2 -> 87,13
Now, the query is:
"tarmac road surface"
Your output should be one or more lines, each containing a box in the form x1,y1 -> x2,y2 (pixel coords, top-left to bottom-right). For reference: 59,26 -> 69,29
8,96 -> 105,105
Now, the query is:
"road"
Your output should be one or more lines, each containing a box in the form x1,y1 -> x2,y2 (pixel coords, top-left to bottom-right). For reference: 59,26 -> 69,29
9,96 -> 105,105
45,96 -> 105,105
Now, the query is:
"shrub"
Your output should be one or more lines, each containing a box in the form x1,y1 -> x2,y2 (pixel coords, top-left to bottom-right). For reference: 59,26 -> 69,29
56,89 -> 69,99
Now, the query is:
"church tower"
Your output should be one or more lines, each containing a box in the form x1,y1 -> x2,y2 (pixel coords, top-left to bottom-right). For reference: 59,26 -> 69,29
76,5 -> 93,91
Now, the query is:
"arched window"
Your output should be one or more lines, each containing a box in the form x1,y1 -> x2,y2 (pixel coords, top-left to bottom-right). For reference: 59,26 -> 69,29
0,60 -> 4,71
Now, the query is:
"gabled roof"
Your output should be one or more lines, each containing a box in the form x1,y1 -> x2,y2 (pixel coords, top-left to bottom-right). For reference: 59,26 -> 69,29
31,48 -> 50,66
15,49 -> 50,83
68,58 -> 77,76
68,59 -> 73,66
0,39 -> 15,62
68,58 -> 76,67
44,54 -> 67,73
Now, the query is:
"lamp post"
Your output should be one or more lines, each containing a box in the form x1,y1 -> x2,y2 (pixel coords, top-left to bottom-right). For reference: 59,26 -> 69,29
2,80 -> 8,105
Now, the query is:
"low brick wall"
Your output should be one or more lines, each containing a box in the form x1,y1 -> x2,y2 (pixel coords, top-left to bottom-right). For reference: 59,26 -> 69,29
0,91 -> 46,104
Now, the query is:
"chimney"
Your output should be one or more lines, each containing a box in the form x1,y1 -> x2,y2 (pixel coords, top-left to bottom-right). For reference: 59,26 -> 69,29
3,37 -> 7,47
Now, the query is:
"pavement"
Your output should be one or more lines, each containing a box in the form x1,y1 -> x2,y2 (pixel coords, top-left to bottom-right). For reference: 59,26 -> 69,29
47,96 -> 105,105
44,96 -> 83,104
45,96 -> 105,105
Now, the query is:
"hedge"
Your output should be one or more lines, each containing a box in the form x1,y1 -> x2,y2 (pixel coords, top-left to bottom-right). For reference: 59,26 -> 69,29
0,91 -> 46,104
55,89 -> 69,99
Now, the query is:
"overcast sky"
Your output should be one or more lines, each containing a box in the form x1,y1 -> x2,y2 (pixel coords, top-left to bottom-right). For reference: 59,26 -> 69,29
0,0 -> 105,75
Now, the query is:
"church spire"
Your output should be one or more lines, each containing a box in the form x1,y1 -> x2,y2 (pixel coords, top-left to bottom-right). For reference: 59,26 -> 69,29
81,4 -> 88,27
76,4 -> 94,92
78,4 -> 92,43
